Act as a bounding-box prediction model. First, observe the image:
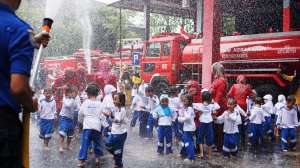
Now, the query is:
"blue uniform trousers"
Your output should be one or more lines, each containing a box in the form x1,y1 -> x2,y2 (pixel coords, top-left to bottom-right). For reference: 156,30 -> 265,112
130,110 -> 140,127
106,132 -> 127,167
180,131 -> 195,160
147,114 -> 157,138
281,128 -> 297,150
248,123 -> 263,145
78,129 -> 102,160
139,111 -> 149,138
263,116 -> 274,140
157,125 -> 173,154
223,133 -> 239,156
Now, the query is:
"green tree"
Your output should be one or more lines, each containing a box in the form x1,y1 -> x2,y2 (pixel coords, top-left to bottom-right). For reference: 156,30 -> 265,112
150,14 -> 194,35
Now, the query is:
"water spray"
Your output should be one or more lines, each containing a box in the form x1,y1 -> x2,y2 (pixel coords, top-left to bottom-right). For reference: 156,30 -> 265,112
23,18 -> 53,168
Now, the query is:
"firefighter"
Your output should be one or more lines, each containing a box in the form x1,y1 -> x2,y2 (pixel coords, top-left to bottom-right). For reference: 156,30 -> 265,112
0,0 -> 50,167
210,62 -> 228,151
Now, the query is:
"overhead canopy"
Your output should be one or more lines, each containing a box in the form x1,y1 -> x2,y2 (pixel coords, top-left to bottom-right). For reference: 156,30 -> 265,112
109,0 -> 197,18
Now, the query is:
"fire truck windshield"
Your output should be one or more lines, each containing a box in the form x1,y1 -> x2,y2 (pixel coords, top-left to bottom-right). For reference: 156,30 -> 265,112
147,42 -> 160,57
162,42 -> 170,56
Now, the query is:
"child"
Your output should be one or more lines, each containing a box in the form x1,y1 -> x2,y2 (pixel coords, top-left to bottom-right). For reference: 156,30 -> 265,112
77,84 -> 108,167
152,94 -> 175,154
274,95 -> 286,136
246,89 -> 257,114
194,91 -> 220,159
276,95 -> 299,152
106,92 -> 127,168
262,94 -> 275,141
59,86 -> 78,152
38,88 -> 56,150
130,85 -> 148,137
248,97 -> 265,146
169,86 -> 182,144
74,88 -> 81,131
178,94 -> 196,163
146,86 -> 159,139
214,98 -> 242,157
102,84 -> 117,137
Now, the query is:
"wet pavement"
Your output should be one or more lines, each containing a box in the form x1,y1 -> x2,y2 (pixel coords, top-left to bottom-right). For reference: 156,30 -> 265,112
30,118 -> 300,168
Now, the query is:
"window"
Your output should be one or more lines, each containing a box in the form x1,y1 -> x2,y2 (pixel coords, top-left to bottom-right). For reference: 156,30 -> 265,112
147,43 -> 160,57
162,42 -> 170,56
144,63 -> 155,73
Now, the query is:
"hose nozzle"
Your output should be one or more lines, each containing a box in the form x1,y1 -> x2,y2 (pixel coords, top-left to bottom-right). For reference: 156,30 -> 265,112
42,18 -> 54,32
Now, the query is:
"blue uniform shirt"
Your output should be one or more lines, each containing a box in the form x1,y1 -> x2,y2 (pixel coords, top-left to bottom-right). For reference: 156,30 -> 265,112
0,3 -> 35,112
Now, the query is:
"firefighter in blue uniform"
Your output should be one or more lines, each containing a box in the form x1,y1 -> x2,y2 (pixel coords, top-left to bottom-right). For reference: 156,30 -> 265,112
0,0 -> 50,167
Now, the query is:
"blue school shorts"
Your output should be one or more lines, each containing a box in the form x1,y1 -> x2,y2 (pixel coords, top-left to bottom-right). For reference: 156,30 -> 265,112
59,116 -> 75,138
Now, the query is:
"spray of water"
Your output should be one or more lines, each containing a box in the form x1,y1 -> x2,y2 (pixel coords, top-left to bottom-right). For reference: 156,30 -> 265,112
75,0 -> 93,74
45,0 -> 63,19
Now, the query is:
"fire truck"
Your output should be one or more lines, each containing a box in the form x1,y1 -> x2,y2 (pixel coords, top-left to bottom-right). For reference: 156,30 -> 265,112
141,31 -> 300,96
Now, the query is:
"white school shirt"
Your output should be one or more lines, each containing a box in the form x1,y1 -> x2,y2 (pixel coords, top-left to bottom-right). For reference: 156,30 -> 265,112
235,105 -> 247,118
246,98 -> 255,113
274,102 -> 286,116
39,97 -> 56,120
147,95 -> 159,113
75,95 -> 81,112
169,97 -> 181,121
169,97 -> 181,112
216,110 -> 242,134
193,102 -> 220,123
276,106 -> 299,129
152,106 -> 175,126
262,101 -> 274,117
78,99 -> 108,132
249,106 -> 265,124
111,107 -> 127,134
60,96 -> 78,119
178,107 -> 196,132
130,94 -> 148,111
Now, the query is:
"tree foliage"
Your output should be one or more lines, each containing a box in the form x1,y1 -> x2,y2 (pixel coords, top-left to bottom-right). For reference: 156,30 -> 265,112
17,0 -> 140,56
150,14 -> 194,35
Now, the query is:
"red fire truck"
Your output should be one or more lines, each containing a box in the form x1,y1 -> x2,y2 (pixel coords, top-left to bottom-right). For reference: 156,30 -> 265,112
141,31 -> 300,96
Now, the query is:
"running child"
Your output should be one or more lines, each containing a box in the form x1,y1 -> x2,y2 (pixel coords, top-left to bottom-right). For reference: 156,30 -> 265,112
214,98 -> 242,157
77,84 -> 108,167
262,94 -> 275,141
178,94 -> 196,163
152,94 -> 175,154
146,86 -> 159,139
169,86 -> 182,144
274,95 -> 286,136
106,92 -> 128,168
38,88 -> 57,150
59,86 -> 79,152
248,97 -> 265,146
194,91 -> 220,159
276,95 -> 299,152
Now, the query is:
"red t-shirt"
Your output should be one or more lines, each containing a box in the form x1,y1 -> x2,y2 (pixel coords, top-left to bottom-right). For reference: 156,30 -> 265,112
228,83 -> 252,111
210,78 -> 228,116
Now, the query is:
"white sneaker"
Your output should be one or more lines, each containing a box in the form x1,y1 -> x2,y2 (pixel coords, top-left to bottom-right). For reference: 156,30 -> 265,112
183,159 -> 193,164
282,149 -> 288,152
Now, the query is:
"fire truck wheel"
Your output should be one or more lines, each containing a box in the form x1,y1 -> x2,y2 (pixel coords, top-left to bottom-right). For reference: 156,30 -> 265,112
255,84 -> 280,100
